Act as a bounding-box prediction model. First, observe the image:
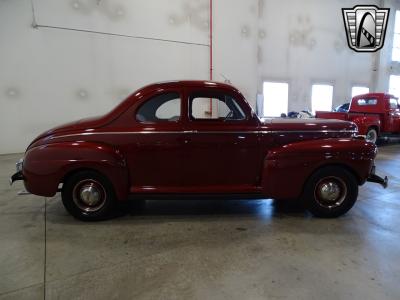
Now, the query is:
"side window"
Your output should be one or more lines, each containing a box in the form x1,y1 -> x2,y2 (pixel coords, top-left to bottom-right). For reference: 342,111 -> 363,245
357,98 -> 377,106
136,93 -> 181,123
190,93 -> 246,121
390,98 -> 399,109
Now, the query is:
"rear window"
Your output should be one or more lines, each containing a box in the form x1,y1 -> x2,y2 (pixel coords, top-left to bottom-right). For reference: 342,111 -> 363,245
357,98 -> 377,106
136,93 -> 181,123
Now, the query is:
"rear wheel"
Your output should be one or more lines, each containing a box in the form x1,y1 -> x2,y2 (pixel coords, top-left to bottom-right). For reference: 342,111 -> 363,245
302,166 -> 358,218
366,127 -> 378,144
62,170 -> 116,221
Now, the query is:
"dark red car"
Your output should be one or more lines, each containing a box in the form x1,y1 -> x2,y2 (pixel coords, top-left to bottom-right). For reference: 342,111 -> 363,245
10,81 -> 387,220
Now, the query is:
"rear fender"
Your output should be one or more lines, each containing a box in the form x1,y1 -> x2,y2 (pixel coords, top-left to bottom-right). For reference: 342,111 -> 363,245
261,138 -> 376,199
23,141 -> 128,200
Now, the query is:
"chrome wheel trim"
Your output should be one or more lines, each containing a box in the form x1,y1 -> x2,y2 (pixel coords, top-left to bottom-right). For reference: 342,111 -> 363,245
366,129 -> 377,143
72,179 -> 107,213
314,176 -> 347,209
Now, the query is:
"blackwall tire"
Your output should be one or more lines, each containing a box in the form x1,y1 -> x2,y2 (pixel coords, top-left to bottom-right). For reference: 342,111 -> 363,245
366,128 -> 378,144
62,170 -> 116,221
302,166 -> 358,218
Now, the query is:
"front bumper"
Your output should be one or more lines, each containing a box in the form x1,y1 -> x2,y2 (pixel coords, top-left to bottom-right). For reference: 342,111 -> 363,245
366,165 -> 388,188
9,171 -> 24,185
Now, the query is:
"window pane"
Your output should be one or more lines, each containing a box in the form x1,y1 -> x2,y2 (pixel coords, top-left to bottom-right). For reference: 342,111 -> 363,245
156,99 -> 180,120
263,82 -> 289,117
136,93 -> 180,122
351,86 -> 369,97
357,98 -> 377,106
389,75 -> 400,98
190,95 -> 245,121
311,84 -> 333,113
191,97 -> 217,119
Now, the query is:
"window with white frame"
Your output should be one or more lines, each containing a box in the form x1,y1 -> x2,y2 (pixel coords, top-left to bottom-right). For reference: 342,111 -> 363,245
311,84 -> 333,113
351,86 -> 369,97
263,82 -> 289,117
389,75 -> 400,98
392,10 -> 400,61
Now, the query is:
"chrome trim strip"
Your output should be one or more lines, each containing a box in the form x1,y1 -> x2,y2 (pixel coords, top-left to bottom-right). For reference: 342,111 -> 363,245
50,129 -> 358,140
262,130 -> 358,134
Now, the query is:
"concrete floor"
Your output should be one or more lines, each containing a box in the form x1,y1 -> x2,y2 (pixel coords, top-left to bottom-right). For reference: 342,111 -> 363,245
0,145 -> 400,300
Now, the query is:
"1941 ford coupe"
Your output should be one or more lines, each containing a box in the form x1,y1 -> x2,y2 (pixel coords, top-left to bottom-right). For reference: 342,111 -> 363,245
10,81 -> 388,220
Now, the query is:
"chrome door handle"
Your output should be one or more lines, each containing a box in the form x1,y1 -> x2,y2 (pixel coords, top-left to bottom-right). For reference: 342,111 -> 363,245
183,130 -> 198,134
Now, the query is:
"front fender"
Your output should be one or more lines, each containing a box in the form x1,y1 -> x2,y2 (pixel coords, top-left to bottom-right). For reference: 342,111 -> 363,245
23,141 -> 128,200
261,138 -> 376,199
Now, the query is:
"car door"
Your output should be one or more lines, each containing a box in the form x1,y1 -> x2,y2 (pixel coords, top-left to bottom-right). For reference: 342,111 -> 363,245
181,88 -> 261,193
127,90 -> 185,193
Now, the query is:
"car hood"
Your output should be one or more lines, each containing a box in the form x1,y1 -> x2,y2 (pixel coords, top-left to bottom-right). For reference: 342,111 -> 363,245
260,118 -> 358,132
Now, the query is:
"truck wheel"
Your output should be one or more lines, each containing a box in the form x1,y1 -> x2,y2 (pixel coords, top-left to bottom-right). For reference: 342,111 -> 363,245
62,170 -> 116,221
302,166 -> 358,218
366,128 -> 378,144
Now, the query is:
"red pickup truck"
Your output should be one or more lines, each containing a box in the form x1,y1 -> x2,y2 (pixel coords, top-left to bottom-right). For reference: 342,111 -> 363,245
316,93 -> 400,143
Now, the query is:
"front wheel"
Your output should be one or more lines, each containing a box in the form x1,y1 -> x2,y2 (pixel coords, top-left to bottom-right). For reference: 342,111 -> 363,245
62,170 -> 116,221
366,128 -> 378,144
302,166 -> 358,218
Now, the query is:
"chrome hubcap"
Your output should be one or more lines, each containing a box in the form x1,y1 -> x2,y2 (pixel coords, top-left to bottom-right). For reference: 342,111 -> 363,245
80,186 -> 101,206
73,180 -> 106,212
366,130 -> 377,143
315,177 -> 347,209
319,182 -> 341,201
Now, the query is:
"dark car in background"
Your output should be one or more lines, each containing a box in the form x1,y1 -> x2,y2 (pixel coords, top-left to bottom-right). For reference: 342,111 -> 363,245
333,103 -> 350,112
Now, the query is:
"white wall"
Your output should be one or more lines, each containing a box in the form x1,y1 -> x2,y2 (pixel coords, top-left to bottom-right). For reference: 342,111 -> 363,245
0,0 -> 209,154
1,0 -> 399,154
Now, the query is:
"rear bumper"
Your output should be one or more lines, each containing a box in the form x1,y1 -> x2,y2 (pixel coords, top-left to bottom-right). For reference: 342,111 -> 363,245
366,165 -> 388,188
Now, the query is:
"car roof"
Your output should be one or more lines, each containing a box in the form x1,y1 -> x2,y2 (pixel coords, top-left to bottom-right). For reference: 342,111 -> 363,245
353,92 -> 397,99
138,80 -> 238,91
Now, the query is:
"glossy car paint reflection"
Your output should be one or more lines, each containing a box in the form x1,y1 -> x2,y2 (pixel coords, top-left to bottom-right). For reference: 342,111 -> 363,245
20,81 -> 377,202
